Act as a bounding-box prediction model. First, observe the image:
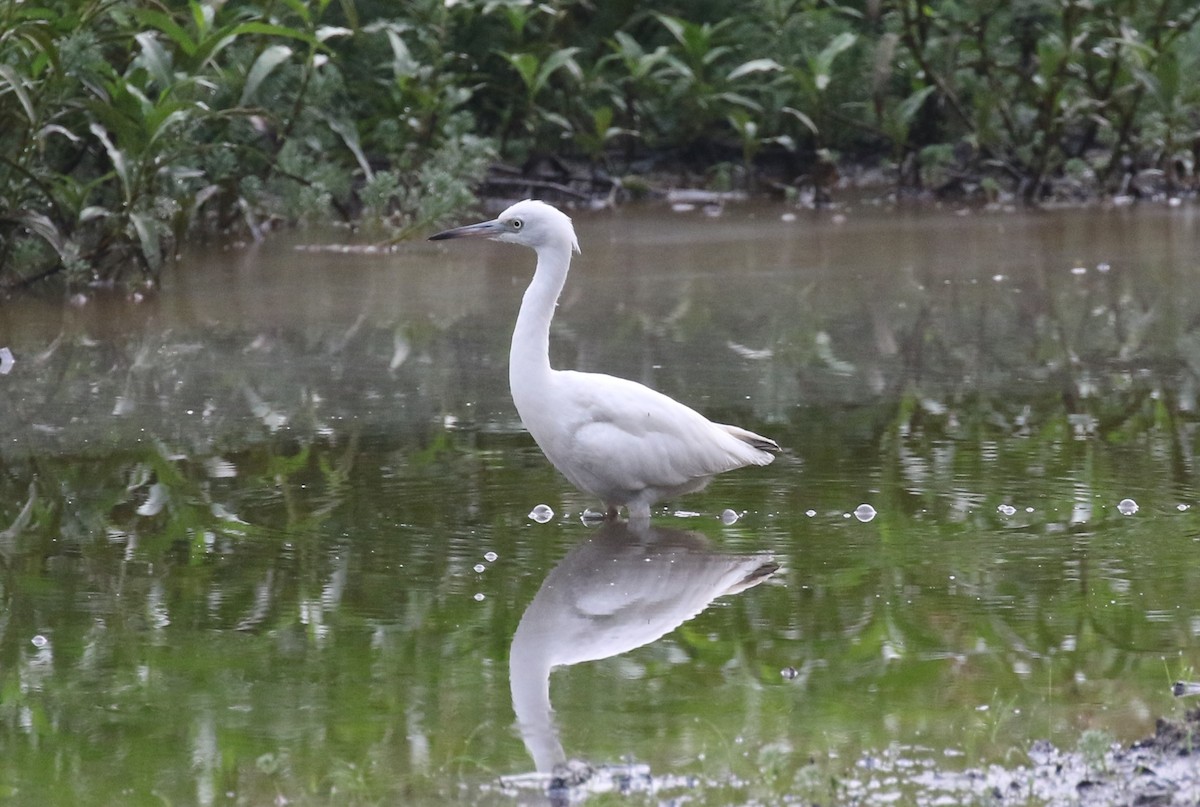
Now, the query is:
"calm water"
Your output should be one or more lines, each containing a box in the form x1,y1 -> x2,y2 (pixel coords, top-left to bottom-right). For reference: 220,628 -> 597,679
2,202 -> 1199,805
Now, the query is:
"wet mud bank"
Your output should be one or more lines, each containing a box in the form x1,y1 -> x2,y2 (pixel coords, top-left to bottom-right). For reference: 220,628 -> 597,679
498,708 -> 1200,806
896,707 -> 1200,807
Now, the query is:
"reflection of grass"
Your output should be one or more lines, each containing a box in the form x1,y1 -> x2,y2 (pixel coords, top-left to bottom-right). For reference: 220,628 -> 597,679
445,720 -> 501,780
1165,659 -> 1196,693
951,690 -> 1024,767
1076,729 -> 1115,773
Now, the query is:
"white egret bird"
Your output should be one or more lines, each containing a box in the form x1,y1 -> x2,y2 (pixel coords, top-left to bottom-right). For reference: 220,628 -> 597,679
430,200 -> 778,519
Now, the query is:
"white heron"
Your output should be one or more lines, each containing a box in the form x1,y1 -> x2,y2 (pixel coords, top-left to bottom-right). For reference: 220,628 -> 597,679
430,200 -> 779,519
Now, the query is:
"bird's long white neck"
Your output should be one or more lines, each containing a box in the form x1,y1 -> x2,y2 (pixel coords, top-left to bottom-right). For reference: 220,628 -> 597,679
509,642 -> 564,773
509,243 -> 572,396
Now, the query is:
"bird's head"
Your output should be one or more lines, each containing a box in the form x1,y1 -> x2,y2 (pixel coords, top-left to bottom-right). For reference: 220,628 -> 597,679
429,199 -> 581,255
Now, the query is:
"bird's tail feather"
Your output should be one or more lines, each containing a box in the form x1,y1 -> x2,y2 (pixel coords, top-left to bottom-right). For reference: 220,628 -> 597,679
719,424 -> 781,458
727,560 -> 780,594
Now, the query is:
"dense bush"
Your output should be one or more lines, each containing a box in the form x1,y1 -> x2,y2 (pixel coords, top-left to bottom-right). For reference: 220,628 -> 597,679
0,0 -> 492,289
2,0 -> 1198,287
443,0 -> 1200,202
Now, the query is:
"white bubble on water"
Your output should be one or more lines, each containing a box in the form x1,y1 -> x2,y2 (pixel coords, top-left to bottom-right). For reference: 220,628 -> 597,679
720,508 -> 740,525
484,551 -> 498,562
473,593 -> 485,602
805,509 -> 817,518
31,634 -> 47,649
1071,265 -> 1087,275
1177,504 -> 1190,512
1117,498 -> 1139,515
580,508 -> 608,524
1097,262 -> 1111,272
997,504 -> 1017,516
529,504 -> 554,523
853,504 -> 877,522
473,563 -> 485,574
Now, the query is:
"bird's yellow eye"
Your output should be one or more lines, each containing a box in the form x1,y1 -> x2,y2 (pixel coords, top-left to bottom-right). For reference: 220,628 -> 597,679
511,219 -> 523,230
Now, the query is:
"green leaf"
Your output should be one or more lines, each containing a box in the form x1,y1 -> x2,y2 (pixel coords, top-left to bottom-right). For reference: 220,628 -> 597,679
325,116 -> 373,181
821,31 -> 858,63
146,104 -> 194,149
316,26 -> 353,42
716,91 -> 762,113
1154,52 -> 1180,102
812,32 -> 857,91
240,44 -> 293,106
79,206 -> 111,223
189,0 -> 213,39
89,122 -> 131,201
8,212 -> 66,259
191,184 -> 222,217
129,211 -> 161,267
782,106 -> 819,135
133,8 -> 197,56
654,13 -> 686,47
541,111 -> 572,132
728,58 -> 784,81
190,32 -> 240,70
0,64 -> 35,123
37,124 -> 83,145
896,85 -> 936,127
385,28 -> 418,78
279,0 -> 313,25
592,105 -> 613,133
135,31 -> 174,89
611,31 -> 644,59
229,22 -> 321,49
1130,67 -> 1160,98
502,52 -> 539,91
534,47 -> 581,94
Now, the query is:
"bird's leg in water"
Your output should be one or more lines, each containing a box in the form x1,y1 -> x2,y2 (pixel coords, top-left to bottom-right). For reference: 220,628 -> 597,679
606,505 -> 619,520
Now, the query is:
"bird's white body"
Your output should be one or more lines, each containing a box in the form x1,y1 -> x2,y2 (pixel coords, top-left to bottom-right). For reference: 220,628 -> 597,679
516,369 -> 774,516
431,200 -> 777,519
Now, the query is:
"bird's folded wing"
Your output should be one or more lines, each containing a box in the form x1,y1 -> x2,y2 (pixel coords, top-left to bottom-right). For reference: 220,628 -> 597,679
558,371 -> 768,485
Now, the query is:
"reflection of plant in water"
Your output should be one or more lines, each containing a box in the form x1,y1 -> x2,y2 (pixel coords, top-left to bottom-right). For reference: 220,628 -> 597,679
1077,728 -> 1116,773
2,211 -> 1200,802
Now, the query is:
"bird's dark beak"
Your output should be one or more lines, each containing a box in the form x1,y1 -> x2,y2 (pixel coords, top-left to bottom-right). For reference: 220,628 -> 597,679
429,218 -> 503,241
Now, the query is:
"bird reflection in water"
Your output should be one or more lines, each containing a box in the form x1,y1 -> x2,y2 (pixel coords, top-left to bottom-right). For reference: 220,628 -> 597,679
507,519 -> 778,796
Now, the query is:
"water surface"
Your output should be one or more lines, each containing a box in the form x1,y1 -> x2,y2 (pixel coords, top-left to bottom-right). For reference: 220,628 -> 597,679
1,201 -> 1199,805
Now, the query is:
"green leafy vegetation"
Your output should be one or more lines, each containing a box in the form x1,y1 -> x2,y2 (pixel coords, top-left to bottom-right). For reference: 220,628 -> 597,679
0,0 -> 492,289
2,0 -> 1199,287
